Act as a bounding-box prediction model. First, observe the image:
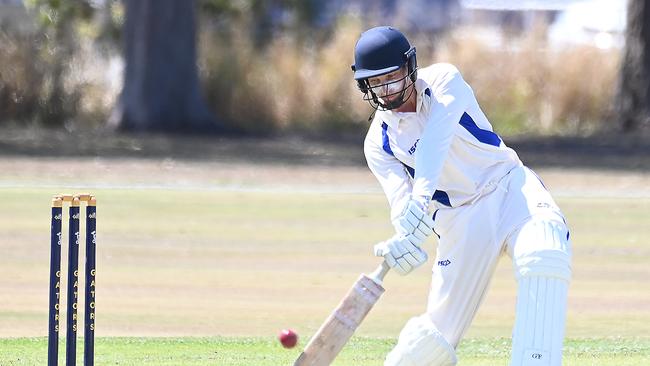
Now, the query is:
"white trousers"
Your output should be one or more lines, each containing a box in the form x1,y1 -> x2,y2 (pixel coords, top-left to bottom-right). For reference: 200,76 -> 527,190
426,165 -> 571,354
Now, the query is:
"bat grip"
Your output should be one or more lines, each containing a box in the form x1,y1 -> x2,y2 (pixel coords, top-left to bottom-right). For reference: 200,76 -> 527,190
368,261 -> 390,286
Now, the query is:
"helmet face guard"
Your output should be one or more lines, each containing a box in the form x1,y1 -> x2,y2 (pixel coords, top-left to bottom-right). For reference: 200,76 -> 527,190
355,50 -> 417,111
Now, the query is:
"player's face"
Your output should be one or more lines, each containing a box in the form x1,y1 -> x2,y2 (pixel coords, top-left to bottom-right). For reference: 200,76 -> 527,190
367,67 -> 408,102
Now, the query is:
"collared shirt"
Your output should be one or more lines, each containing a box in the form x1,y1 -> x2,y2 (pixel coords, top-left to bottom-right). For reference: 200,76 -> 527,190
364,63 -> 522,221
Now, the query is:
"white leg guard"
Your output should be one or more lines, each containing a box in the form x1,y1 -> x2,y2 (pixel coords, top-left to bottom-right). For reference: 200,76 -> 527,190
509,219 -> 572,366
385,314 -> 457,366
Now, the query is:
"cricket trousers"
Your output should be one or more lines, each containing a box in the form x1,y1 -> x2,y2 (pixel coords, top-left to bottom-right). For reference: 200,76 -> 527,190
425,165 -> 572,365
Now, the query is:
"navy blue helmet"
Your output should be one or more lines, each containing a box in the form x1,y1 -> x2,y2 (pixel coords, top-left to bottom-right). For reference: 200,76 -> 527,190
351,26 -> 417,110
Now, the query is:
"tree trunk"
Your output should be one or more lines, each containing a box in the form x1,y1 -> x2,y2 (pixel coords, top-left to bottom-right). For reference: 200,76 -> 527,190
108,0 -> 222,133
617,0 -> 650,133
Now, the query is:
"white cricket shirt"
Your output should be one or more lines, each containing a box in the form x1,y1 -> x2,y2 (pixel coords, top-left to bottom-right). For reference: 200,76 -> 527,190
364,63 -> 522,221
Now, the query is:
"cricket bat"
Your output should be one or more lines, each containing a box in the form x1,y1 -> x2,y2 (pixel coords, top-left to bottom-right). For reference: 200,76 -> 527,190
294,261 -> 390,366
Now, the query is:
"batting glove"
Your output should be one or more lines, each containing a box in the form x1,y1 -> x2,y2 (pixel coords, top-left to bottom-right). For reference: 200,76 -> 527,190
392,197 -> 435,247
374,234 -> 428,276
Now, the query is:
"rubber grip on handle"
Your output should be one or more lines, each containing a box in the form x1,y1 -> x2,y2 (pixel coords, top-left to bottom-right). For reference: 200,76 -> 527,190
368,261 -> 390,286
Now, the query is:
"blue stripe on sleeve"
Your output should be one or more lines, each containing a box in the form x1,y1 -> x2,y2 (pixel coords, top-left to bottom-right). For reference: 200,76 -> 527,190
381,122 -> 395,156
403,164 -> 451,207
459,112 -> 501,147
383,117 -> 451,207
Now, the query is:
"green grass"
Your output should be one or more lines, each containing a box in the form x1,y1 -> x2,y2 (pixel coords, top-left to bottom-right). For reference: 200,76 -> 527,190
1,337 -> 648,365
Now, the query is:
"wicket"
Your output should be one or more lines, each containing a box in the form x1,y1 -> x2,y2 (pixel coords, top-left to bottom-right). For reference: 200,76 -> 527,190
48,194 -> 97,366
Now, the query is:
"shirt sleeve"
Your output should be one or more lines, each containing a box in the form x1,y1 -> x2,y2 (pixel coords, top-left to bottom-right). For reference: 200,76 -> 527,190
411,65 -> 473,201
364,133 -> 413,222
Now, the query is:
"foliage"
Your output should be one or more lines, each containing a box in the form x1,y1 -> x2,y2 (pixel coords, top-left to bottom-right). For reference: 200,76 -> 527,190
0,29 -> 43,125
427,27 -> 621,135
0,1 -> 626,136
198,15 -> 369,135
198,16 -> 621,136
0,0 -> 123,127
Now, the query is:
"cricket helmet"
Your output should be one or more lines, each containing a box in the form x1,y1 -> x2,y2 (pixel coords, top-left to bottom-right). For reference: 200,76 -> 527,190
351,26 -> 417,110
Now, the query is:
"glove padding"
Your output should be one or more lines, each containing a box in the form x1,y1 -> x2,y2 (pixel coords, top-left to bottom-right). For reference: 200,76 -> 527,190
393,199 -> 435,247
374,234 -> 428,275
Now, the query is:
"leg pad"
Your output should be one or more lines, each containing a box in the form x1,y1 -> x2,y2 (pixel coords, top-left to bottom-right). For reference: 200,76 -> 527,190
510,219 -> 572,366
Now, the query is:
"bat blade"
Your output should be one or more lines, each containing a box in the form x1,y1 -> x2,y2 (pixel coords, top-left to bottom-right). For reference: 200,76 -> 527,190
294,263 -> 389,366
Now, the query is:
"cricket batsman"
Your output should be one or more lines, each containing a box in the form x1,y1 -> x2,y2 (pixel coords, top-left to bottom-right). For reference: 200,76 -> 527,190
351,26 -> 572,365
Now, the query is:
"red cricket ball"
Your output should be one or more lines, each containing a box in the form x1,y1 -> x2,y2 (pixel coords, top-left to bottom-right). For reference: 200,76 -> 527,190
278,329 -> 298,349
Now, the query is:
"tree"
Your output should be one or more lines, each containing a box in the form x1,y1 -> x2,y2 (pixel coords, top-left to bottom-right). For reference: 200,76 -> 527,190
617,0 -> 650,133
108,0 -> 222,133
22,0 -> 96,127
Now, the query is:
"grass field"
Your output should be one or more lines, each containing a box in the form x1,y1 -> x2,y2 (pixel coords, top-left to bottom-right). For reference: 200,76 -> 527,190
0,157 -> 649,364
1,336 -> 649,365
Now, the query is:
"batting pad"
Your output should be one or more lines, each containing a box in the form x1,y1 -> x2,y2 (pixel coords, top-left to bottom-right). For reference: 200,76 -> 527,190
511,276 -> 568,366
385,314 -> 457,366
510,219 -> 571,366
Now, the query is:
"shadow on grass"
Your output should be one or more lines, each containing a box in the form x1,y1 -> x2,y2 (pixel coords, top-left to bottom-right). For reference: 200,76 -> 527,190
0,128 -> 647,171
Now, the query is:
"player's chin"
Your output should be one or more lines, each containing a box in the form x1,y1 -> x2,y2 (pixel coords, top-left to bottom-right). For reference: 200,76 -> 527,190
381,97 -> 402,110
380,96 -> 398,105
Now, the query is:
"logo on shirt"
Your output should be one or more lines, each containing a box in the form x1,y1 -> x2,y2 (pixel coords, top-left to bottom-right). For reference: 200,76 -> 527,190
438,259 -> 451,266
408,139 -> 420,155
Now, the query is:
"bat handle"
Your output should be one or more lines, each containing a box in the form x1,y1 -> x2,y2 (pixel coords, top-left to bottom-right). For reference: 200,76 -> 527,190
368,261 -> 390,286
